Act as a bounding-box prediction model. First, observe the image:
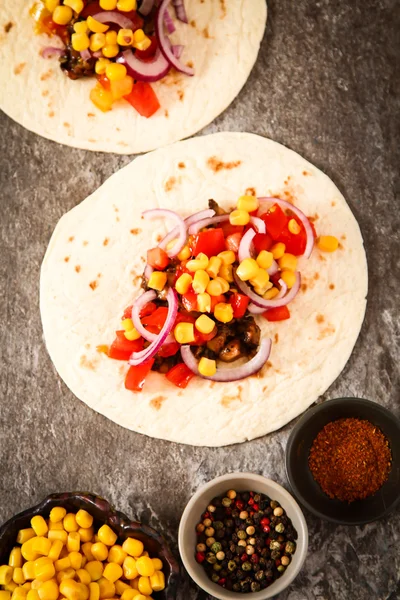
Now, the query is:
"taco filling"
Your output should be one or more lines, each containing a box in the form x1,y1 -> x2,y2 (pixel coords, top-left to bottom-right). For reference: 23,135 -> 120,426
31,0 -> 193,116
103,196 -> 339,391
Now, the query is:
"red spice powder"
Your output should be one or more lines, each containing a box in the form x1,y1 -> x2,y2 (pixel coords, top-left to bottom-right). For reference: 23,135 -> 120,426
309,418 -> 392,503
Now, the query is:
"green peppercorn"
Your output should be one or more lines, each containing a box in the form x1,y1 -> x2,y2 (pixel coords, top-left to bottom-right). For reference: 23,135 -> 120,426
228,561 -> 236,572
285,541 -> 296,554
277,565 -> 285,573
271,550 -> 280,560
251,582 -> 261,592
270,500 -> 279,509
213,563 -> 222,572
242,561 -> 252,572
206,552 -> 216,564
211,542 -> 222,554
254,494 -> 261,503
211,573 -> 220,583
237,530 -> 247,540
222,497 -> 232,507
213,521 -> 224,530
281,556 -> 290,566
255,570 -> 265,581
248,537 -> 256,546
275,523 -> 285,533
270,540 -> 281,551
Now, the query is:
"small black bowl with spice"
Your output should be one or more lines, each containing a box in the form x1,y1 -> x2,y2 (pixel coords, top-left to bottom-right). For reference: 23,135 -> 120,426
286,397 -> 400,525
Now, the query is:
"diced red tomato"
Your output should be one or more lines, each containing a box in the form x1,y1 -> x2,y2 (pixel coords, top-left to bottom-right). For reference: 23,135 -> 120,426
147,247 -> 170,270
221,222 -> 244,238
261,205 -> 288,240
193,228 -> 226,258
124,81 -> 160,118
210,294 -> 226,312
141,307 -> 168,332
140,302 -> 157,318
135,35 -> 158,60
125,358 -> 154,391
253,232 -> 273,254
166,363 -> 195,389
41,15 -> 68,43
229,293 -> 249,319
123,305 -> 133,319
158,342 -> 180,358
263,306 -> 290,322
193,327 -> 217,345
108,331 -> 144,360
181,289 -> 198,313
98,74 -> 110,91
275,216 -> 317,256
225,233 -> 242,253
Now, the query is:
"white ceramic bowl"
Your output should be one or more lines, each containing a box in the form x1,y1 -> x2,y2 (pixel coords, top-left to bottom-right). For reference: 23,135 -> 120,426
179,473 -> 308,599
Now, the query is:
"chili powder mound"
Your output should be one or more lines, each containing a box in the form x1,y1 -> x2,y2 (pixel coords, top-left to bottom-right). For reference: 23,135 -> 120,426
308,418 -> 392,503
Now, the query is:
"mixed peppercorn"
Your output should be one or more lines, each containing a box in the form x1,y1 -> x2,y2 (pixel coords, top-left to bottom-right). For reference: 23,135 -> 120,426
195,489 -> 297,593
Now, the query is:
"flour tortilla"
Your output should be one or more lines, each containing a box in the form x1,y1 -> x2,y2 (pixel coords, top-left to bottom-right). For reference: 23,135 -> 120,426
40,132 -> 368,446
0,1 -> 266,154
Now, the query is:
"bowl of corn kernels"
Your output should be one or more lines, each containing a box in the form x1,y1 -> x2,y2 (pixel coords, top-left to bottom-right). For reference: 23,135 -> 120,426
0,492 -> 179,600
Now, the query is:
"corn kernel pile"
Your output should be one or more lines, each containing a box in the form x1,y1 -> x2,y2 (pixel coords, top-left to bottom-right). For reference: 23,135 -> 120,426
0,508 -> 165,600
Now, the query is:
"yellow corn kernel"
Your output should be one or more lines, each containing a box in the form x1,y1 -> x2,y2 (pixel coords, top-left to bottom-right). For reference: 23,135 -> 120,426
174,322 -> 195,344
81,544 -> 94,562
288,218 -> 301,235
31,517 -> 48,538
52,5 -> 73,24
64,0 -> 84,12
151,559 -> 162,572
44,0 -> 59,12
56,570 -> 76,584
149,571 -> 165,592
271,242 -> 286,260
186,253 -> 208,272
102,564 -> 122,585
107,547 -> 127,566
249,269 -> 270,290
0,567 -> 13,586
84,562 -> 103,582
278,253 -> 298,271
236,258 -> 259,281
117,0 -> 136,10
21,585 -> 31,592
105,63 -> 127,82
197,293 -> 211,313
97,578 -> 114,600
102,44 -> 119,58
78,528 -> 94,544
99,0 -> 117,8
206,279 -> 223,297
253,282 -> 273,297
122,558 -> 137,581
117,28 -> 134,46
214,302 -> 234,323
73,20 -> 88,33
69,553 -> 82,571
21,540 -> 40,562
192,270 -> 210,294
205,256 -> 222,279
237,195 -> 259,212
95,58 -> 111,75
177,245 -> 191,261
256,250 -> 273,270
110,75 -> 133,100
86,15 -> 108,34
59,581 -> 88,600
229,209 -> 250,226
317,235 -> 339,252
67,533 -> 80,553
195,315 -> 215,335
122,539 -> 143,558
63,515 -> 78,534
124,326 -> 141,342
175,273 -> 192,295
48,521 -> 63,532
88,583 -> 99,600
0,593 -> 11,600
137,578 -> 151,596
135,558 -> 154,579
218,264 -> 233,283
26,592 -> 39,600
47,531 -> 68,544
71,32 -> 90,51
17,529 -> 36,545
147,271 -> 167,292
47,541 -> 63,563
263,287 -> 278,300
34,559 -> 55,582
13,569 -> 26,585
100,526 -> 118,547
32,538 -> 52,557
120,591 -> 139,600
281,270 -> 296,289
76,571 -> 91,586
4,584 -> 17,594
37,580 -> 58,600
9,548 -> 23,569
133,596 -> 147,600
214,277 -> 230,293
90,33 -> 106,51
22,563 -> 36,582
11,590 -> 27,600
218,251 -> 235,265
104,31 -> 117,45
141,551 -> 149,557
198,357 -> 216,377
114,581 -> 130,596
90,84 -> 113,112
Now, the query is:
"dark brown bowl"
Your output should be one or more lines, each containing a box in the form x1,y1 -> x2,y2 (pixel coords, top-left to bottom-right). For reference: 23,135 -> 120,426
0,492 -> 179,599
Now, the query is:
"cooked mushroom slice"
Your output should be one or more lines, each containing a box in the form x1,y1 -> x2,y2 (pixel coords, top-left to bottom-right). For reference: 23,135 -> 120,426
219,339 -> 243,362
208,199 -> 227,216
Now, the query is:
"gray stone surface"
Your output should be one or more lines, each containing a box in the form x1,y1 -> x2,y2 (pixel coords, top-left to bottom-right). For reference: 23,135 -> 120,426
0,0 -> 399,598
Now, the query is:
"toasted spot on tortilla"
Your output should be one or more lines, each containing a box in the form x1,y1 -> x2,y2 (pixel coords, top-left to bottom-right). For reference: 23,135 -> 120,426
338,242 -> 344,250
48,111 -> 55,117
164,176 -> 176,191
4,22 -> 13,33
116,127 -> 120,131
331,201 -> 336,207
318,254 -> 326,261
119,365 -> 126,376
41,90 -> 49,97
162,71 -> 182,87
262,386 -> 268,392
156,234 -> 162,242
221,385 -> 242,408
245,187 -> 256,196
314,272 -> 320,280
210,382 -> 216,388
63,122 -> 70,128
87,113 -> 95,117
103,238 -> 109,246
178,162 -> 185,169
150,396 -> 167,410
187,61 -> 194,68
118,141 -> 128,147
220,0 -> 227,17
130,228 -> 142,235
68,236 -> 74,242
85,343 -> 91,349
274,333 -> 279,343
329,283 -> 335,290
177,90 -> 184,101
40,69 -> 53,81
266,361 -> 272,368
89,280 -> 98,290
318,324 -> 336,340
302,170 -> 312,176
301,283 -> 307,292
341,234 -> 346,240
64,256 -> 70,263
97,273 -> 102,278
190,19 -> 196,27
309,214 -> 319,222
75,265 -> 81,273
207,156 -> 242,173
203,27 -> 210,38
14,63 -> 26,75
88,138 -> 96,143
164,109 -> 169,117
83,241 -> 88,246
316,314 -> 324,324
79,355 -> 97,370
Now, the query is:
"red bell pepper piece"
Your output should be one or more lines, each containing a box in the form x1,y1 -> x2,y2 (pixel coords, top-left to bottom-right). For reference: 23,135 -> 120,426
229,293 -> 249,319
221,222 -> 244,238
210,294 -> 226,312
158,341 -> 180,358
181,290 -> 198,313
253,232 -> 273,254
261,204 -> 288,240
192,228 -> 226,258
166,363 -> 195,388
108,331 -> 144,361
263,306 -> 290,322
225,232 -> 242,253
147,247 -> 170,270
124,81 -> 160,118
125,358 -> 154,391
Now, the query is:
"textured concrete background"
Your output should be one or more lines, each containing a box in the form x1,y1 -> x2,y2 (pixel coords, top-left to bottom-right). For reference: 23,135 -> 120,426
1,0 -> 399,598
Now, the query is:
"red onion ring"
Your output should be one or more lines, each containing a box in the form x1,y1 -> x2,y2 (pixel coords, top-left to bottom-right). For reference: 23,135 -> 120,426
188,214 -> 229,235
80,49 -> 91,61
144,264 -> 154,280
93,11 -> 134,29
156,0 -> 194,76
92,50 -> 103,58
258,197 -> 314,259
129,288 -> 178,365
267,260 -> 279,276
42,46 -> 65,58
181,337 -> 272,382
164,8 -> 175,33
249,216 -> 266,234
143,208 -> 187,258
238,228 -> 255,263
248,279 -> 288,314
139,0 -> 154,15
158,208 -> 215,250
118,47 -> 170,82
172,0 -> 188,22
172,44 -> 184,58
234,271 -> 301,309
131,291 -> 158,342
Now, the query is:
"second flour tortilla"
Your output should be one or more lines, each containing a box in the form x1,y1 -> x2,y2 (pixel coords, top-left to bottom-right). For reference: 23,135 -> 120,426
40,132 -> 368,446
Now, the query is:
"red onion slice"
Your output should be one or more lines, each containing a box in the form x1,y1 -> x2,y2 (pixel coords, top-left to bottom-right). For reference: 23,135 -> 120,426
158,208 -> 215,250
131,290 -> 158,342
248,279 -> 288,314
267,260 -> 279,276
129,288 -> 178,365
144,264 -> 154,280
258,197 -> 314,259
172,0 -> 188,22
80,49 -> 91,61
188,214 -> 229,235
238,228 -> 256,263
181,337 -> 272,382
234,271 -> 301,309
249,217 -> 266,234
118,47 -> 170,82
143,208 -> 187,258
156,0 -> 194,76
92,50 -> 103,58
42,46 -> 65,58
139,0 -> 154,15
172,44 -> 184,58
164,8 -> 175,33
93,11 -> 134,29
